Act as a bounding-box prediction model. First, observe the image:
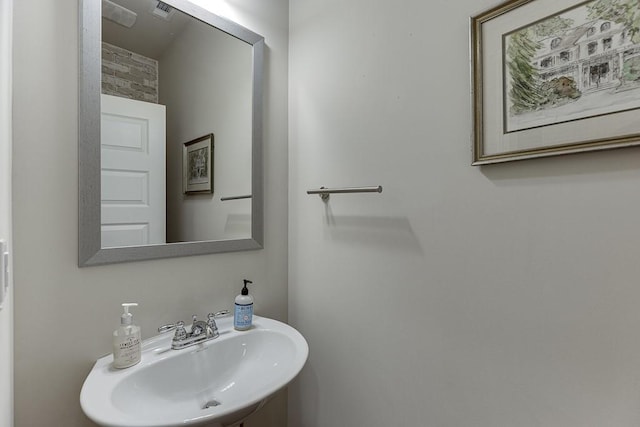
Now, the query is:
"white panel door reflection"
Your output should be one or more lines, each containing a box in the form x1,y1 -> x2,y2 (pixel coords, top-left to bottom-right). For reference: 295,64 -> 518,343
101,94 -> 166,248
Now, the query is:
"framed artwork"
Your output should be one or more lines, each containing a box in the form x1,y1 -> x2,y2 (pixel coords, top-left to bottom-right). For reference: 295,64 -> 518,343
471,0 -> 640,164
183,133 -> 213,194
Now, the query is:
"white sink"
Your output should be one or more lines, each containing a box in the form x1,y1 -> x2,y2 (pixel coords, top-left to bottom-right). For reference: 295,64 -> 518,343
80,315 -> 308,427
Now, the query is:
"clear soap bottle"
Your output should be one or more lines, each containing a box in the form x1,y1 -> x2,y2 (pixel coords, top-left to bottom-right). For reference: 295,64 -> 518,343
112,303 -> 141,369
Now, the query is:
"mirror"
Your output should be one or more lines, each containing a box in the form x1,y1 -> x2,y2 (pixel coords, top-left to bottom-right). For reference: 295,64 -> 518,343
79,0 -> 264,266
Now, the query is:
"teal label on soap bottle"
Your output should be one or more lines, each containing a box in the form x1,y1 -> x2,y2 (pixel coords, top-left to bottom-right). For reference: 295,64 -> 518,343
234,303 -> 253,329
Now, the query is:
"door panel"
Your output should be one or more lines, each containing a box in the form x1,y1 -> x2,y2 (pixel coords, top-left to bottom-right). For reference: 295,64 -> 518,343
0,0 -> 12,424
101,94 -> 166,247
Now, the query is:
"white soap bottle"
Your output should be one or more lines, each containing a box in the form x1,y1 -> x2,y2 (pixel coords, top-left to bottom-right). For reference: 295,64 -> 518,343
234,280 -> 254,331
112,303 -> 142,369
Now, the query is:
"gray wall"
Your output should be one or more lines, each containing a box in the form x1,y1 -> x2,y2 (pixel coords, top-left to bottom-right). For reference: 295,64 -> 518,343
288,0 -> 640,425
161,20 -> 253,243
12,0 -> 288,426
0,0 -> 13,425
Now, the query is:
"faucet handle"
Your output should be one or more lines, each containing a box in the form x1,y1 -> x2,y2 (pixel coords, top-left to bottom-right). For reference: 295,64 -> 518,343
207,313 -> 216,324
174,320 -> 187,341
158,323 -> 176,333
207,313 -> 220,338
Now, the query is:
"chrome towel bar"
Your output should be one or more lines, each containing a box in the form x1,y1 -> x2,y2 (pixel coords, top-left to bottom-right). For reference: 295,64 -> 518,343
307,185 -> 383,201
220,194 -> 252,201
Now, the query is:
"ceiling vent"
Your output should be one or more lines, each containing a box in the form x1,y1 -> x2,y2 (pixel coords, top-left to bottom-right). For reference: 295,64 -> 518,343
102,0 -> 137,28
150,1 -> 176,21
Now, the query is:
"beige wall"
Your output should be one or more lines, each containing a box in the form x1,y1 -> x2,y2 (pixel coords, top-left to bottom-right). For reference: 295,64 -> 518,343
288,0 -> 640,425
0,0 -> 13,425
161,20 -> 253,243
12,0 -> 288,426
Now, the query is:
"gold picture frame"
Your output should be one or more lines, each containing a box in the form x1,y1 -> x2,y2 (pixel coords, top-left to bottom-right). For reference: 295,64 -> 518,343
471,0 -> 640,165
183,133 -> 214,194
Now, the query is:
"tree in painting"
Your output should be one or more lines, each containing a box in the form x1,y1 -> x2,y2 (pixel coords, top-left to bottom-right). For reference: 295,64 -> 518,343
534,15 -> 575,38
507,29 -> 541,114
588,0 -> 640,42
507,16 -> 575,115
507,30 -> 544,114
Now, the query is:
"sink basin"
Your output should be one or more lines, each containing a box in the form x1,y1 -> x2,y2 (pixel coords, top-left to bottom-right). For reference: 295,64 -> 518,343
80,315 -> 308,427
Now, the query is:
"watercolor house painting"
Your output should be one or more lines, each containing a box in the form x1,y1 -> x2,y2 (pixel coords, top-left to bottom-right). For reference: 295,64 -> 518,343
505,0 -> 640,132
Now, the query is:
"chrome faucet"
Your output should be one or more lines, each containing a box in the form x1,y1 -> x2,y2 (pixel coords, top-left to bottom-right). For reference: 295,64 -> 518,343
158,310 -> 228,350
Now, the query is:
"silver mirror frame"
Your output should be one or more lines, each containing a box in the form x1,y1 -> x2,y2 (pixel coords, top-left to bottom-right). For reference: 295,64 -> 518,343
79,0 -> 264,266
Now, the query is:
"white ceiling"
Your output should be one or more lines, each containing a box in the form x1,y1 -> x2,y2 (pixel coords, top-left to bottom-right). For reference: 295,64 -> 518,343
102,0 -> 192,59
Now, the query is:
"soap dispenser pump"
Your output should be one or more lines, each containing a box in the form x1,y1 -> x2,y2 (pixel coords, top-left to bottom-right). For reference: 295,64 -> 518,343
112,303 -> 142,369
234,280 -> 254,331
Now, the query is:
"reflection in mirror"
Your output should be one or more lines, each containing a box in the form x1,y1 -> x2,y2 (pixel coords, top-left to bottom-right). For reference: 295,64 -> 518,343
79,0 -> 264,266
101,1 -> 252,247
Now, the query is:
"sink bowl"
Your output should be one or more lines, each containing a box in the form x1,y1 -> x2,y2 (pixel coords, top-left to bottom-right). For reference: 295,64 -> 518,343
80,315 -> 308,427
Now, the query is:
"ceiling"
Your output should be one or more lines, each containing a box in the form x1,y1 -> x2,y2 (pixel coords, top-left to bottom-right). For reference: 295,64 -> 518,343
102,0 -> 192,59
